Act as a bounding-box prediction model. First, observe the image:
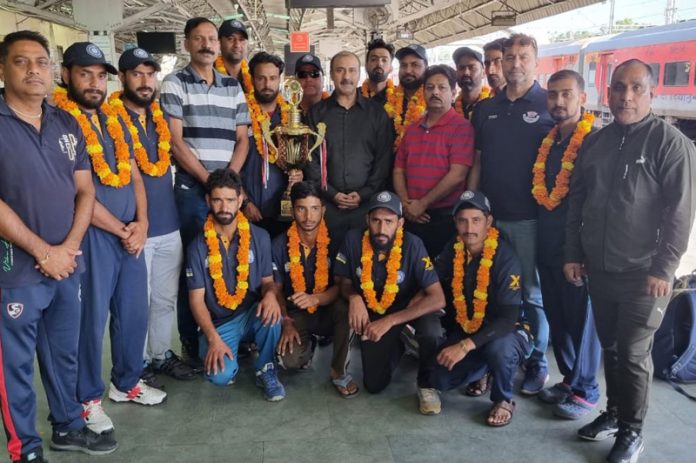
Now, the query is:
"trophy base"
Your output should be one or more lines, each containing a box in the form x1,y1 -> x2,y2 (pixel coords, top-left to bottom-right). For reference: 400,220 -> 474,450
279,198 -> 293,222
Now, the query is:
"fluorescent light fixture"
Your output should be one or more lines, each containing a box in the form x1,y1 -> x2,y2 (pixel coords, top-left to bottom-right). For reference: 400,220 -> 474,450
397,29 -> 413,40
491,10 -> 516,26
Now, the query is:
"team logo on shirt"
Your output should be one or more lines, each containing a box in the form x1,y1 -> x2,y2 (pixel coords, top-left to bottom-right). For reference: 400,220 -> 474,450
58,133 -> 78,161
186,267 -> 194,278
249,250 -> 255,263
422,257 -> 433,271
7,303 -> 23,319
522,111 -> 540,124
396,271 -> 405,284
1,240 -> 13,273
509,274 -> 521,291
336,252 -> 347,264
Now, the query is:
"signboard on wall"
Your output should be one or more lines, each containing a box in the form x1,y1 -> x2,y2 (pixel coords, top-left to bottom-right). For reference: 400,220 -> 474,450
289,32 -> 310,53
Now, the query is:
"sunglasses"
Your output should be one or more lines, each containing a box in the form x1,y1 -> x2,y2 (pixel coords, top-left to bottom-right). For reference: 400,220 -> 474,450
296,70 -> 321,79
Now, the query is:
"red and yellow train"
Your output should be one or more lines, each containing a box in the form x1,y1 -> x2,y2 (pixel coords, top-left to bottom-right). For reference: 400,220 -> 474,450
537,20 -> 696,138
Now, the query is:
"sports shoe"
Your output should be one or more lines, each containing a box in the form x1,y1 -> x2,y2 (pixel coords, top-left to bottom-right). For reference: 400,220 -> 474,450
81,399 -> 114,434
15,448 -> 47,463
181,342 -> 204,374
50,426 -> 118,455
417,388 -> 441,415
606,428 -> 645,463
108,379 -> 167,405
255,363 -> 286,402
520,366 -> 549,395
554,394 -> 597,420
140,364 -> 165,390
578,410 -> 619,441
153,350 -> 197,380
538,382 -> 572,404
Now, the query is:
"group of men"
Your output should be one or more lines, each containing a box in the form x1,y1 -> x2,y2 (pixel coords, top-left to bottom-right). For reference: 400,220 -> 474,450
0,12 -> 693,463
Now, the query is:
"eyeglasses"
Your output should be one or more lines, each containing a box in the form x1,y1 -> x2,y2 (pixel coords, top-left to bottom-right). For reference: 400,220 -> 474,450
296,70 -> 321,79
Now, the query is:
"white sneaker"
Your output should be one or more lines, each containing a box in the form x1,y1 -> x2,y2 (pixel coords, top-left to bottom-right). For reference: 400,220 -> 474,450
82,399 -> 114,434
108,380 -> 167,405
418,387 -> 441,415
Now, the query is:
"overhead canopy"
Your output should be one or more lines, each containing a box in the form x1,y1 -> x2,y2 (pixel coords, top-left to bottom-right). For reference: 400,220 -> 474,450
0,0 -> 604,58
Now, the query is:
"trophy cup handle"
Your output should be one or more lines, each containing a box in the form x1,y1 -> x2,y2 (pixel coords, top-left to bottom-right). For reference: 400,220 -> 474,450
306,122 -> 327,162
260,118 -> 279,155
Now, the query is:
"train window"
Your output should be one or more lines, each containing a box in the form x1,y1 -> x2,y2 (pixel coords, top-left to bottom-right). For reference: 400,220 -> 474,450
664,61 -> 690,86
588,62 -> 596,87
648,63 -> 660,86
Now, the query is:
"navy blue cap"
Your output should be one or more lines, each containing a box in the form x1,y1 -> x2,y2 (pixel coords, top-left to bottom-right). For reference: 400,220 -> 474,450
395,44 -> 427,63
452,46 -> 483,65
62,42 -> 117,74
294,53 -> 323,73
452,190 -> 491,215
118,47 -> 161,72
219,19 -> 248,39
367,191 -> 402,217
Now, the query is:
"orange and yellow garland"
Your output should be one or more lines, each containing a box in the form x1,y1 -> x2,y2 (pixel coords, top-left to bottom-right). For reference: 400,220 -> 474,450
361,79 -> 394,98
107,91 -> 171,177
454,86 -> 491,119
246,87 -> 291,163
532,112 -> 595,211
360,227 -> 404,314
287,220 -> 330,314
384,85 -> 426,148
204,212 -> 250,310
215,56 -> 252,93
53,86 -> 131,188
452,227 -> 499,334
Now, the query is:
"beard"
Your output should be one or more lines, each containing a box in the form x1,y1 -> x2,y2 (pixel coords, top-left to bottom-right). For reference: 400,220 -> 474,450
457,78 -> 474,92
222,49 -> 243,64
67,81 -> 105,110
367,68 -> 387,83
123,85 -> 155,108
213,211 -> 235,225
370,233 -> 395,252
401,76 -> 423,91
255,88 -> 278,104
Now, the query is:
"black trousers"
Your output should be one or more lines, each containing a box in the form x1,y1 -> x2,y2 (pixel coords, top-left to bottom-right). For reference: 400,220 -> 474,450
360,311 -> 443,393
404,208 -> 456,259
588,269 -> 670,430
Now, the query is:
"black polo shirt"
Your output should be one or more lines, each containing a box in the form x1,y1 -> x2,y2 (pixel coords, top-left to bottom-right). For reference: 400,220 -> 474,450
125,107 -> 179,238
306,91 -> 394,203
186,223 -> 273,326
434,235 -> 522,347
334,228 -> 439,316
537,126 -> 596,268
271,230 -> 334,313
0,93 -> 90,288
472,82 -> 554,221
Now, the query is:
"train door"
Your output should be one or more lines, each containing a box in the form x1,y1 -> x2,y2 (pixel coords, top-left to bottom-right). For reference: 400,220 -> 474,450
598,53 -> 614,107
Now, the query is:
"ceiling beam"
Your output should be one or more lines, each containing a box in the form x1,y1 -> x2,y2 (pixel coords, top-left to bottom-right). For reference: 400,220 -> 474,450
112,0 -> 174,32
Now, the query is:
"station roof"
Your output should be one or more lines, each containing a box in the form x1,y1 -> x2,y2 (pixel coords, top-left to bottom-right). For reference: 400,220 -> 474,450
1,0 -> 604,59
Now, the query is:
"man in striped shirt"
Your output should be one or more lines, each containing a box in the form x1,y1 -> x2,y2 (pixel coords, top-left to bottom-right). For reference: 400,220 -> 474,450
160,16 -> 251,367
393,65 -> 474,258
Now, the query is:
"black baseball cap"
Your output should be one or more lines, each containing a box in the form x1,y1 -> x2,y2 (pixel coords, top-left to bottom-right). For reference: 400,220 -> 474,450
219,19 -> 248,39
62,42 -> 117,74
118,47 -> 161,72
452,190 -> 491,215
452,46 -> 483,65
294,53 -> 323,73
395,44 -> 427,63
367,191 -> 402,217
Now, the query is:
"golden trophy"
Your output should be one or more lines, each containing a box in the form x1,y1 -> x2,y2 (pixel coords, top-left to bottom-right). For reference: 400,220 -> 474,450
261,78 -> 326,220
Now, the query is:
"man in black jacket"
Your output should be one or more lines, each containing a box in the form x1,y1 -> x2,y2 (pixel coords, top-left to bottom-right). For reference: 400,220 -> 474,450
565,59 -> 696,463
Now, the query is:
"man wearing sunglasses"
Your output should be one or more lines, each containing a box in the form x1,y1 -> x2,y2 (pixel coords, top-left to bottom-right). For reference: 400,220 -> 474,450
294,53 -> 325,116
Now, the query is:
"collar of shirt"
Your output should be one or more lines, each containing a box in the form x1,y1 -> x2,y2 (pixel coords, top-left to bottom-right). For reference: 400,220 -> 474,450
327,90 -> 369,110
0,89 -> 55,120
185,62 -> 225,87
609,112 -> 655,136
418,107 -> 458,130
495,80 -> 543,104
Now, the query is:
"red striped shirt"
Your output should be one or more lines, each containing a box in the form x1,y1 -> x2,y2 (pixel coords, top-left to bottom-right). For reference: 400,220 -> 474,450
394,108 -> 475,209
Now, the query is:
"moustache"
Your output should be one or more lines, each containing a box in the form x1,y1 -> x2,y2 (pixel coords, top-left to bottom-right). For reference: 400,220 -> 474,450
197,48 -> 215,55
84,89 -> 104,97
137,87 -> 154,93
340,79 -> 354,86
429,97 -> 442,102
552,107 -> 567,112
402,74 -> 416,81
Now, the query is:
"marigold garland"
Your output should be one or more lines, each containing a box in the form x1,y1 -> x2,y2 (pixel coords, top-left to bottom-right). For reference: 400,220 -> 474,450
361,79 -> 394,98
452,227 -> 499,334
360,227 -> 404,314
454,86 -> 491,119
287,220 -> 330,314
384,85 -> 426,149
215,56 -> 252,93
53,86 -> 131,188
532,112 -> 595,211
204,212 -> 251,310
246,87 -> 291,163
107,91 -> 171,177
